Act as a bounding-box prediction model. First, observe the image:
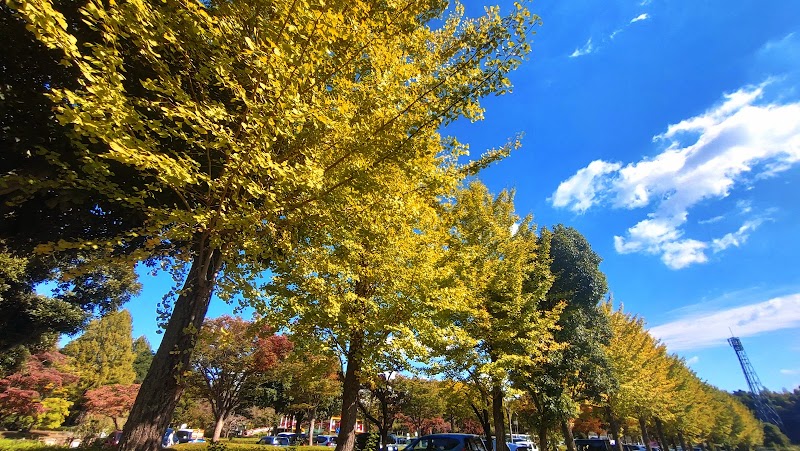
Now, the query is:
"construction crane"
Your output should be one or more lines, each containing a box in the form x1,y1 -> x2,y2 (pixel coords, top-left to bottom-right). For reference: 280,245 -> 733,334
727,336 -> 784,429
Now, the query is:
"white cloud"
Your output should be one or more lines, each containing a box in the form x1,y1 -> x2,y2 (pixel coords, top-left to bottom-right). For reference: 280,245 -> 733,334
686,356 -> 700,365
570,38 -> 595,58
711,219 -> 765,253
630,13 -> 650,24
781,368 -> 800,375
551,160 -> 620,210
650,293 -> 800,351
551,82 -> 800,268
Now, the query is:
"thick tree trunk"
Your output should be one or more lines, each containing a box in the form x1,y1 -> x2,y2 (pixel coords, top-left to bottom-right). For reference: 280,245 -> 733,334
653,418 -> 668,451
639,418 -> 652,451
213,415 -> 226,442
605,407 -> 624,451
538,423 -> 548,451
118,243 -> 222,451
561,420 -> 576,451
334,330 -> 365,451
492,384 -> 508,451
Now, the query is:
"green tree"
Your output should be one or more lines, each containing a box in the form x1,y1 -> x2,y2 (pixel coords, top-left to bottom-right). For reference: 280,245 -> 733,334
188,316 -> 292,442
515,225 -> 612,451
62,309 -> 136,390
763,423 -> 792,449
131,336 -> 154,385
6,0 -> 538,449
0,250 -> 139,373
1,4 -> 143,361
436,182 -> 560,449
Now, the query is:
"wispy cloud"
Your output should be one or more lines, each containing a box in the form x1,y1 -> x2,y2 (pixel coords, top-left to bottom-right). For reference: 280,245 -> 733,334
686,356 -> 700,365
570,38 -> 595,58
570,11 -> 652,57
698,215 -> 724,225
650,293 -> 800,351
781,368 -> 800,375
551,82 -> 800,268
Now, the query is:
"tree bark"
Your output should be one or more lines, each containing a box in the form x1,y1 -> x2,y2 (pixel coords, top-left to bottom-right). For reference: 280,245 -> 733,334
653,418 -> 668,451
334,329 -> 365,451
538,423 -> 548,451
118,242 -> 222,451
639,418 -> 652,451
213,415 -> 226,443
561,420 -> 576,451
678,432 -> 689,451
309,409 -> 317,446
492,384 -> 508,451
471,402 -> 493,446
605,407 -> 624,451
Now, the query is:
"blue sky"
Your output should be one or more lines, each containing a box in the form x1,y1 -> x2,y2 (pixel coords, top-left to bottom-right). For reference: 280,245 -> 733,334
115,0 -> 800,393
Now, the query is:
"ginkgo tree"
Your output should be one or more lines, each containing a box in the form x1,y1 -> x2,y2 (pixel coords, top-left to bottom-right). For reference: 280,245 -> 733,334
432,182 -> 562,449
602,303 -> 675,451
7,0 -> 540,448
601,304 -> 763,451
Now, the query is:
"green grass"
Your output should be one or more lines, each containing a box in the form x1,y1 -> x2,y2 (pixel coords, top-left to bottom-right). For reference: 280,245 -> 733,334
0,437 -> 106,451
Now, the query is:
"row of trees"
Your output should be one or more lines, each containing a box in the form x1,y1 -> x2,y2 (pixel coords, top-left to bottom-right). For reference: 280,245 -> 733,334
0,296 -> 786,450
0,1 -> 785,451
2,0 -> 538,446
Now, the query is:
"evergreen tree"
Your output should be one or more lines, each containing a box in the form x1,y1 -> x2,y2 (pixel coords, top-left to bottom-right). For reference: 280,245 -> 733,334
62,310 -> 136,390
131,337 -> 153,385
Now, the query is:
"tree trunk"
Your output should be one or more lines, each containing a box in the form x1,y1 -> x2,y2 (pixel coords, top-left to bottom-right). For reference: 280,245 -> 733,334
492,384 -> 508,451
309,409 -> 317,446
653,418 -> 668,451
538,423 -> 548,451
561,420 -> 576,451
678,432 -> 689,451
334,330 -> 365,451
118,243 -> 222,451
639,418 -> 652,451
213,415 -> 226,443
605,407 -> 624,451
471,402 -> 493,446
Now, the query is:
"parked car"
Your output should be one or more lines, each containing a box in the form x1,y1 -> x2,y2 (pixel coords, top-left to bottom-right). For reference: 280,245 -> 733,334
258,436 -> 291,446
575,439 -> 614,451
163,428 -> 176,447
175,428 -> 205,444
490,437 -> 532,451
317,435 -> 338,447
104,430 -> 123,447
278,432 -> 307,444
356,432 -> 408,451
403,434 -> 489,451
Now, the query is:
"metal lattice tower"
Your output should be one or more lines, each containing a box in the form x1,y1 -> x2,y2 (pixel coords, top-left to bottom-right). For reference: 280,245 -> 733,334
727,336 -> 784,428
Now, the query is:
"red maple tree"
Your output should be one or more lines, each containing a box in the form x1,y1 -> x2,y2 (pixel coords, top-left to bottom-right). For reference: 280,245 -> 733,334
0,351 -> 78,429
85,383 -> 141,430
